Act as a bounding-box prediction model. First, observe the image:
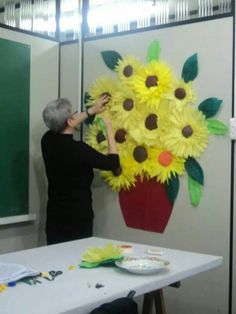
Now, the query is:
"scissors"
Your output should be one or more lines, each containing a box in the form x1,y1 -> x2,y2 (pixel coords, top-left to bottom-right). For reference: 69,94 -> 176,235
49,270 -> 63,281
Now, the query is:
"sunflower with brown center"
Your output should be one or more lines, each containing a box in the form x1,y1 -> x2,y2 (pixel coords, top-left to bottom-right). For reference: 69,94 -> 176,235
167,79 -> 196,111
131,60 -> 173,109
161,107 -> 209,158
114,55 -> 143,85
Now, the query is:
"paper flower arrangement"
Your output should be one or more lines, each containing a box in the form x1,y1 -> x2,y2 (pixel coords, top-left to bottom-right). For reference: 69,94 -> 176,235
85,40 -> 228,233
80,243 -> 123,268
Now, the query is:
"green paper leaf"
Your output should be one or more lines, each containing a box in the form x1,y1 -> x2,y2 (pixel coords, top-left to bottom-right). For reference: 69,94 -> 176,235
94,116 -> 106,136
198,98 -> 223,118
166,175 -> 179,203
206,119 -> 228,135
147,40 -> 161,63
185,157 -> 204,185
84,91 -> 91,104
101,50 -> 122,71
188,176 -> 202,207
79,261 -> 100,268
181,53 -> 198,83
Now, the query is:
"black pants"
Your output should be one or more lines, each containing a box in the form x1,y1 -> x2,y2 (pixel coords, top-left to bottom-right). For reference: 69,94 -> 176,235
46,217 -> 93,245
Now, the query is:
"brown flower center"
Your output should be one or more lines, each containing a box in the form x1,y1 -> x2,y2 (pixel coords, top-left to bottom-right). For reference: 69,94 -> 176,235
145,114 -> 158,130
133,146 -> 148,163
112,166 -> 122,177
123,65 -> 133,77
115,129 -> 127,143
145,75 -> 158,88
175,88 -> 186,100
123,98 -> 134,111
182,125 -> 193,138
96,131 -> 106,143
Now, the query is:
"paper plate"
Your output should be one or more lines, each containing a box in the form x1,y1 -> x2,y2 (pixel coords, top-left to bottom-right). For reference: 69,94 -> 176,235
115,256 -> 169,275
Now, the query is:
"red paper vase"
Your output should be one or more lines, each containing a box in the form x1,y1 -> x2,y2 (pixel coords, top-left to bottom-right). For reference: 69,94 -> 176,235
119,176 -> 173,233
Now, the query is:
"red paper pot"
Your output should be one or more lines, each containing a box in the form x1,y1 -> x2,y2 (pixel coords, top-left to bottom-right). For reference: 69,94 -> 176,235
119,176 -> 173,233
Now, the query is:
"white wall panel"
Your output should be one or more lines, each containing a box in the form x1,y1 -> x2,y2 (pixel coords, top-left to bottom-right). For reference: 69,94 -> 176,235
82,17 -> 233,314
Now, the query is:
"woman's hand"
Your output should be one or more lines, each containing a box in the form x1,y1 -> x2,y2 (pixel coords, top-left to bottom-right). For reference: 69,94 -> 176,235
89,94 -> 110,115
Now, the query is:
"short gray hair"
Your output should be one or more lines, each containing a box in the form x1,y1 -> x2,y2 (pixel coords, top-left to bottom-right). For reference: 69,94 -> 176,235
43,98 -> 73,133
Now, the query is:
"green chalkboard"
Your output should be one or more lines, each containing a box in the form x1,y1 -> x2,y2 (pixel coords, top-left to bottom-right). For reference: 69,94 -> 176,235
0,38 -> 30,218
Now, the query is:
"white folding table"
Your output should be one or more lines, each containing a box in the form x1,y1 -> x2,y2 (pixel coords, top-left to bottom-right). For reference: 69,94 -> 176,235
0,237 -> 222,314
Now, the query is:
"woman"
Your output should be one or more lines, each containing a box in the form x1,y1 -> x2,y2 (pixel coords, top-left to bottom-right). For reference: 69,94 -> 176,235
41,95 -> 119,245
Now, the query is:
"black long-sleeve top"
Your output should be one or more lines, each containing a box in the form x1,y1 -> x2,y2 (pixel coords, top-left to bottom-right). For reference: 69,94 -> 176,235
41,130 -> 120,220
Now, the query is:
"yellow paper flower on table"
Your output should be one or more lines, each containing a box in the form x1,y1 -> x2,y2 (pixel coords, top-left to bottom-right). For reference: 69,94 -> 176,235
100,155 -> 136,191
161,107 -> 209,158
85,123 -> 108,155
111,85 -> 143,129
88,76 -> 118,111
131,60 -> 173,109
114,55 -> 143,85
148,147 -> 185,183
82,243 -> 123,263
168,79 -> 196,111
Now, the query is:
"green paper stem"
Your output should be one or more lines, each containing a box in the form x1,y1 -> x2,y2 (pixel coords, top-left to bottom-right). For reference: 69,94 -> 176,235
188,176 -> 202,207
94,116 -> 107,136
206,119 -> 228,135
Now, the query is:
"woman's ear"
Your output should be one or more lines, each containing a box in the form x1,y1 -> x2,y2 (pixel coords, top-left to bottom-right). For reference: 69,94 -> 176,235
67,117 -> 74,127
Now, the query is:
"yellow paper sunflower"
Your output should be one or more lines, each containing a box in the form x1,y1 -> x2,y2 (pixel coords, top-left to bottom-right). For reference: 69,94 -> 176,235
110,85 -> 143,129
100,155 -> 136,191
148,147 -> 185,183
111,122 -> 133,158
129,99 -> 172,146
88,76 -> 118,112
124,142 -> 155,180
131,60 -> 173,109
168,79 -> 196,111
114,55 -> 143,84
85,123 -> 108,155
161,107 -> 209,158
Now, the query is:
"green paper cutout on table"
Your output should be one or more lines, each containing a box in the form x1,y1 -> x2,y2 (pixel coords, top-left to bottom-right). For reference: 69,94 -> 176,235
79,257 -> 123,269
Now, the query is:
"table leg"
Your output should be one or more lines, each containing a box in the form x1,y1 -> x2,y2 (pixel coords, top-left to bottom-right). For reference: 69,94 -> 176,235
142,289 -> 165,314
153,289 -> 166,314
142,282 -> 181,314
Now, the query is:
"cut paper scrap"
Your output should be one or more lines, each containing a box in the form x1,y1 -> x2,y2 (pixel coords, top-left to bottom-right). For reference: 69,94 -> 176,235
79,243 -> 123,268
